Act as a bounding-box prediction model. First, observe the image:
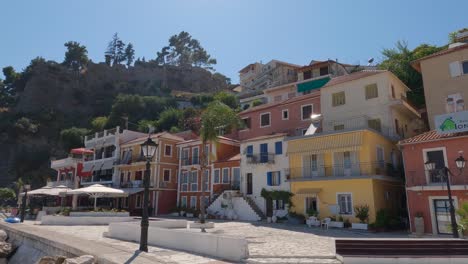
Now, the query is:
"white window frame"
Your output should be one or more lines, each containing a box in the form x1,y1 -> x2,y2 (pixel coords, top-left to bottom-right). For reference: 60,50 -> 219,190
304,195 -> 319,215
282,109 -> 289,120
192,146 -> 199,165
260,112 -> 271,128
232,167 -> 240,184
222,168 -> 230,184
190,170 -> 198,191
336,192 -> 353,215
190,196 -> 197,209
422,147 -> 448,184
164,144 -> 173,157
271,171 -> 281,186
163,168 -> 171,182
181,171 -> 188,191
182,148 -> 190,165
213,168 -> 220,184
301,104 -> 313,121
180,196 -> 187,208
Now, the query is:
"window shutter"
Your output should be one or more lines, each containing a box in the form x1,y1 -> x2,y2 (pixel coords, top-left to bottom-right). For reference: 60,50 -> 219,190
278,171 -> 281,183
275,141 -> 283,155
267,172 -> 272,186
449,61 -> 462,77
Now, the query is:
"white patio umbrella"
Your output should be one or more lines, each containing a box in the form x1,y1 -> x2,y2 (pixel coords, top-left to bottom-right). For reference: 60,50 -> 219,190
66,184 -> 127,210
20,185 -> 72,196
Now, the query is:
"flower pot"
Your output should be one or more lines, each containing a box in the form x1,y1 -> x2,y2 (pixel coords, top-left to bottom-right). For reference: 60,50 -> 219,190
329,221 -> 344,228
414,217 -> 424,236
272,216 -> 277,223
351,223 -> 368,230
267,217 -> 272,223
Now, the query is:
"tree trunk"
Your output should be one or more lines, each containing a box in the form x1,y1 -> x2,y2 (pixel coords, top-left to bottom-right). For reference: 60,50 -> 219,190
199,140 -> 208,232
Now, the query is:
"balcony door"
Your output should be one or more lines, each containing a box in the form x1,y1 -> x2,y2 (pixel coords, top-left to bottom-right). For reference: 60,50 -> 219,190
333,151 -> 359,177
425,149 -> 446,184
260,143 -> 268,163
433,199 -> 452,234
246,173 -> 253,195
303,154 -> 322,178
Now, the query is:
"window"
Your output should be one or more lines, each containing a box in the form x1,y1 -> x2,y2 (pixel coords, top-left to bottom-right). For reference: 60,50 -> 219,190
425,148 -> 447,183
67,171 -> 73,180
394,119 -> 400,136
181,196 -> 187,207
303,70 -> 312,80
260,143 -> 269,163
273,199 -> 285,210
232,168 -> 240,189
127,171 -> 131,182
120,172 -> 125,183
222,168 -> 230,183
301,104 -> 313,120
242,117 -> 251,129
463,61 -> 468,74
213,169 -> 220,183
190,171 -> 198,191
274,95 -> 282,102
192,147 -> 199,165
365,83 -> 378,99
260,113 -> 271,127
391,84 -> 396,98
163,169 -> 171,182
267,171 -> 281,186
136,195 -> 142,208
319,66 -> 329,76
334,124 -> 345,131
275,141 -> 283,155
182,148 -> 189,165
446,93 -> 465,113
305,197 -> 317,212
368,118 -> 382,132
164,144 -> 172,157
190,196 -> 197,209
181,171 -> 188,191
246,145 -> 253,157
282,109 -> 289,120
337,194 -> 352,215
332,92 -> 346,106
135,171 -> 143,181
376,146 -> 385,168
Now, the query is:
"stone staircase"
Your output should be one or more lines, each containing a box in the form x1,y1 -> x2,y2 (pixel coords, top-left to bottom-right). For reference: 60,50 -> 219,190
243,196 -> 266,220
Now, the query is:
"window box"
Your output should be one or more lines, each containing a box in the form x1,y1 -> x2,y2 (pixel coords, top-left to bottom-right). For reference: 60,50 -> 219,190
351,223 -> 368,230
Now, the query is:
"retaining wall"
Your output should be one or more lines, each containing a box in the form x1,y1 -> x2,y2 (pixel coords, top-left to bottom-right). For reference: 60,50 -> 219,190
41,215 -> 135,225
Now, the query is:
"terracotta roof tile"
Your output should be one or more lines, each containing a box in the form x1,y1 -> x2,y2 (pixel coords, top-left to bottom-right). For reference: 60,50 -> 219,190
215,153 -> 241,163
398,130 -> 468,145
411,43 -> 468,69
241,133 -> 287,143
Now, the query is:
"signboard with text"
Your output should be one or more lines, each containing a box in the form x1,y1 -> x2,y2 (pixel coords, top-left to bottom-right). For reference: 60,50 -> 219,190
435,110 -> 468,134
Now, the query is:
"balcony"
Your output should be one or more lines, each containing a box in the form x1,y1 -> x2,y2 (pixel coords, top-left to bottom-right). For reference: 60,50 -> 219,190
51,157 -> 76,169
406,169 -> 468,187
120,180 -> 143,188
246,153 -> 275,164
115,155 -> 146,165
47,180 -> 74,188
181,157 -> 200,166
84,127 -> 121,148
389,94 -> 421,118
288,162 -> 402,181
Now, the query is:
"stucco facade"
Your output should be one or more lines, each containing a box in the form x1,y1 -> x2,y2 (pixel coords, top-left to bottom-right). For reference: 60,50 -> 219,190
240,134 -> 290,216
412,44 -> 468,129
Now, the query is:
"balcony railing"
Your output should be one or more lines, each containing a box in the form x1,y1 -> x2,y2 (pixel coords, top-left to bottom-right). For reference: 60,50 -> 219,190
246,153 -> 275,164
120,180 -> 143,188
47,180 -> 73,188
84,126 -> 121,142
181,157 -> 200,166
288,162 -> 402,180
406,169 -> 468,187
115,155 -> 146,165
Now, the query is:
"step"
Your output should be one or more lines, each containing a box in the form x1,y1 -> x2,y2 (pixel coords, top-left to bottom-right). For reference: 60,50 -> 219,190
246,257 -> 341,264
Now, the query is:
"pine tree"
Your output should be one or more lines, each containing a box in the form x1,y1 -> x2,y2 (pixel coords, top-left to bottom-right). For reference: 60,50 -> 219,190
125,43 -> 135,67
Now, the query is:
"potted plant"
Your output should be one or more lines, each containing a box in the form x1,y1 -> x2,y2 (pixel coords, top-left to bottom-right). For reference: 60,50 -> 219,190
179,206 -> 187,217
414,211 -> 424,236
185,208 -> 194,218
352,204 -> 369,230
330,215 -> 344,228
343,218 -> 351,228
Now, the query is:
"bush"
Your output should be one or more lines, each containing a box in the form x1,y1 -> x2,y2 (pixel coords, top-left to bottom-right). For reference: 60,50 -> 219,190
252,99 -> 263,107
306,209 -> 318,217
354,204 -> 370,223
374,209 -> 390,228
344,218 -> 351,228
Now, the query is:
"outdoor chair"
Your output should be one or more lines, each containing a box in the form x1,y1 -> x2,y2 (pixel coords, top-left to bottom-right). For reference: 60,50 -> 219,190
306,216 -> 320,227
321,217 -> 331,230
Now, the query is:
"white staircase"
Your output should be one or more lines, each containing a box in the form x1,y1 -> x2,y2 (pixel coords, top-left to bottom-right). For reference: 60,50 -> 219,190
207,191 -> 262,221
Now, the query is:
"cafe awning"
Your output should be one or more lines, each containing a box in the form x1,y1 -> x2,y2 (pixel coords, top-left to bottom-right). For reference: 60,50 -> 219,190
288,131 -> 363,155
297,77 -> 330,93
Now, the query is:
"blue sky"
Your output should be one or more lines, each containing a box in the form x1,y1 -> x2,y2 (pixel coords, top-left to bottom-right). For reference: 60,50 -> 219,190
1,0 -> 467,82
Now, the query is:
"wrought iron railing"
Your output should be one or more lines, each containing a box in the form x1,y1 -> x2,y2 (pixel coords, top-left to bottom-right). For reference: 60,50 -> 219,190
246,153 -> 275,164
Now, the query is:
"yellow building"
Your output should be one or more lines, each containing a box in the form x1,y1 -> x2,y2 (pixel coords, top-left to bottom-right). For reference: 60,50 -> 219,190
287,129 -> 404,223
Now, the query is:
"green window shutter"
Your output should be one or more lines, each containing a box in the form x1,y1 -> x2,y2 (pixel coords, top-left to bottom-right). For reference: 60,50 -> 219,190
365,83 -> 378,99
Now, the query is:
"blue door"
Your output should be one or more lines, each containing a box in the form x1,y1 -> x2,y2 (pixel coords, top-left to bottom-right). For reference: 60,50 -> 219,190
260,143 -> 268,163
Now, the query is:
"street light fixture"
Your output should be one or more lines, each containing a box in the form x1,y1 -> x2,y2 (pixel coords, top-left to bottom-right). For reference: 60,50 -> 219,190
139,136 -> 158,252
425,153 -> 465,238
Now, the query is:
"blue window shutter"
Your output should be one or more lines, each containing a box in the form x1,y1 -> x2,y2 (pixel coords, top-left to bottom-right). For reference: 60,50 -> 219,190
275,141 -> 283,155
267,172 -> 272,186
247,145 -> 253,156
278,171 -> 281,184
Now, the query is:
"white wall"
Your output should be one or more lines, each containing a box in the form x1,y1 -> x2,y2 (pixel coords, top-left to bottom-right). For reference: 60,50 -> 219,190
107,222 -> 249,262
240,137 -> 290,214
207,191 -> 261,221
40,215 -> 135,225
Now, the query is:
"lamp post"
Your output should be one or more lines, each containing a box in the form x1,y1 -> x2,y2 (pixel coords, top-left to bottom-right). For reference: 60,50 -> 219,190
20,184 -> 31,223
139,136 -> 158,252
425,153 -> 466,238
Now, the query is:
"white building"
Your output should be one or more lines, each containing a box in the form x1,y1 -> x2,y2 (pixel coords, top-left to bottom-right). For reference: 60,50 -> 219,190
240,133 -> 290,217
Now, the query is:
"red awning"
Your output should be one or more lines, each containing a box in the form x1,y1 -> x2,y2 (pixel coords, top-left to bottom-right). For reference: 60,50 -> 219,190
71,148 -> 94,155
77,163 -> 93,177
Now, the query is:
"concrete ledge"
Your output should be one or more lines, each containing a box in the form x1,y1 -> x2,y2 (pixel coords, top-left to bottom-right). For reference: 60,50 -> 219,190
41,215 -> 135,226
187,222 -> 215,229
70,212 -> 130,217
108,221 -> 248,262
148,219 -> 187,228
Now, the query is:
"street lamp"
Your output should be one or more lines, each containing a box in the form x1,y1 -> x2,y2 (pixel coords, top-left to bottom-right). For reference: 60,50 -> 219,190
139,136 -> 158,252
425,153 -> 466,238
20,184 -> 31,223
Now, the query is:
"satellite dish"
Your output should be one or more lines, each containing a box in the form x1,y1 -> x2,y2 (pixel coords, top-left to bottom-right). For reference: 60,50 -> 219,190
367,58 -> 374,66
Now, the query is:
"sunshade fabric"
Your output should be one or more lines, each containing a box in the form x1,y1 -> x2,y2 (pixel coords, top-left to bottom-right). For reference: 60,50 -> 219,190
288,131 -> 363,154
20,185 -> 72,196
295,188 -> 322,195
119,188 -> 144,195
297,77 -> 330,93
66,184 -> 126,197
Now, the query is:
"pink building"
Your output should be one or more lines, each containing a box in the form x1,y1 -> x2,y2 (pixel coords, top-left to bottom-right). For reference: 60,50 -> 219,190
238,90 -> 321,140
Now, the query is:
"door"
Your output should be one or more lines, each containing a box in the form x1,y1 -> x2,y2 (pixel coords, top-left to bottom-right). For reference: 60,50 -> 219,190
305,197 -> 318,213
260,143 -> 268,163
426,150 -> 446,183
433,199 -> 452,234
246,173 -> 253,195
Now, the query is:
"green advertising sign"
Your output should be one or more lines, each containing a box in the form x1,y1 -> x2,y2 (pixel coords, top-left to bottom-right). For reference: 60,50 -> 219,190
435,110 -> 468,134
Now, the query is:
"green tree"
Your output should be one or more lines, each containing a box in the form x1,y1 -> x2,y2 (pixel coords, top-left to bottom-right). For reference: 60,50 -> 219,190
125,43 -> 135,67
91,116 -> 108,131
214,91 -> 239,110
14,117 -> 38,134
379,41 -> 444,107
155,31 -> 217,69
137,119 -> 158,133
105,33 -> 126,66
157,108 -> 183,132
60,127 -> 89,150
0,188 -> 16,204
198,101 -> 240,230
63,41 -> 89,71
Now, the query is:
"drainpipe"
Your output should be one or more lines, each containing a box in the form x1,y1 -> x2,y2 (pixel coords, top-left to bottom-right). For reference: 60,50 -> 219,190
401,147 -> 413,233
